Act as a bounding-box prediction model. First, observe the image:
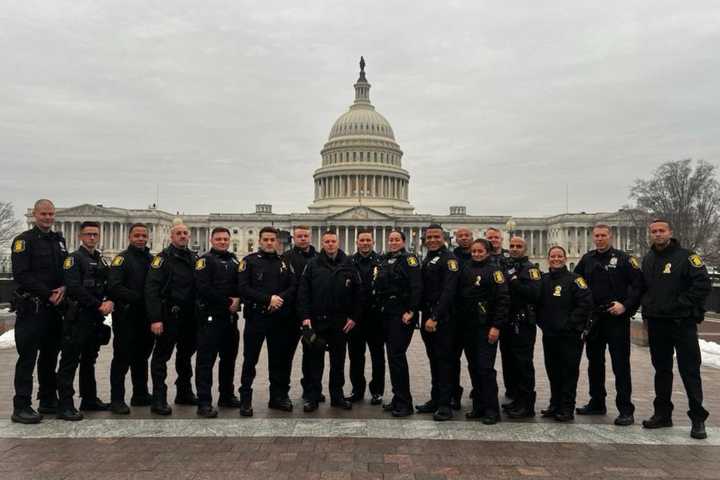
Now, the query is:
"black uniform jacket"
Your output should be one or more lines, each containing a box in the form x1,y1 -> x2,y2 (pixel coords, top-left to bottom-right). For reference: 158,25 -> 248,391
640,239 -> 711,322
574,247 -> 644,316
238,250 -> 296,317
373,248 -> 422,316
283,245 -> 317,283
11,226 -> 67,300
145,244 -> 197,323
195,248 -> 240,316
537,266 -> 593,335
64,245 -> 109,314
453,246 -> 472,270
351,251 -> 382,316
297,250 -> 362,328
457,257 -> 510,329
505,256 -> 542,323
108,245 -> 152,311
421,246 -> 460,324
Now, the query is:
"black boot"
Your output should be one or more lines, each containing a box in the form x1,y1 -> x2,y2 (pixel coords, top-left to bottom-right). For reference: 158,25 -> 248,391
642,415 -> 673,429
174,390 -> 198,406
691,420 -> 708,440
433,405 -> 453,421
506,403 -> 535,419
415,400 -> 437,414
151,394 -> 172,416
57,406 -> 84,421
197,405 -> 218,418
37,399 -> 58,415
576,402 -> 606,415
80,397 -> 111,411
240,395 -> 253,417
130,392 -> 153,406
111,401 -> 131,415
268,397 -> 293,412
11,406 -> 43,424
218,395 -> 243,408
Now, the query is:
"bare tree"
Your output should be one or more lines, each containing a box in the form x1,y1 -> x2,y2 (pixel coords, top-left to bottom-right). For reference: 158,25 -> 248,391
0,201 -> 21,249
628,159 -> 720,255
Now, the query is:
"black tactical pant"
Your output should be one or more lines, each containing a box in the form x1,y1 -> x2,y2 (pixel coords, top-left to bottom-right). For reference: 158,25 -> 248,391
239,312 -> 297,401
420,315 -> 454,408
647,317 -> 708,422
500,321 -> 537,409
584,314 -> 634,415
347,310 -> 385,397
462,321 -> 500,415
150,307 -> 197,401
13,304 -> 61,410
542,332 -> 583,415
110,307 -> 154,402
383,309 -> 414,409
57,312 -> 103,408
303,324 -> 347,402
195,313 -> 239,406
450,316 -> 465,402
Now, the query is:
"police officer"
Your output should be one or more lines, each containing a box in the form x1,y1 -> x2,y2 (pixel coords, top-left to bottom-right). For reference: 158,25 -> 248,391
574,224 -> 643,426
640,219 -> 711,439
10,199 -> 66,424
57,221 -> 114,421
417,224 -> 459,421
298,230 -> 362,412
537,246 -> 593,422
450,227 -> 473,409
145,223 -> 198,415
282,225 -> 321,403
346,229 -> 385,405
374,230 -> 422,417
457,239 -> 509,425
194,227 -> 242,418
486,227 -> 514,403
238,227 -> 297,416
107,223 -> 154,414
503,236 -> 542,419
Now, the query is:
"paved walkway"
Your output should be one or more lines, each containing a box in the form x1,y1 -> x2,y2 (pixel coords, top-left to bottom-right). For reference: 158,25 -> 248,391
1,329 -> 719,479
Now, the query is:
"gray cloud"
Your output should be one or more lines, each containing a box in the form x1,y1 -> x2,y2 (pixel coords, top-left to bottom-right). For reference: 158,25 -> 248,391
2,0 -> 720,220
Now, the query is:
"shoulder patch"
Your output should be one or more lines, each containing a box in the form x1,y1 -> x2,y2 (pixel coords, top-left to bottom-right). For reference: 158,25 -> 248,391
575,276 -> 588,289
529,268 -> 541,280
238,259 -> 247,272
407,256 -> 419,267
629,256 -> 641,270
111,256 -> 124,267
493,271 -> 505,284
447,259 -> 459,272
195,258 -> 206,271
12,239 -> 25,253
689,254 -> 704,268
151,256 -> 164,269
63,257 -> 74,270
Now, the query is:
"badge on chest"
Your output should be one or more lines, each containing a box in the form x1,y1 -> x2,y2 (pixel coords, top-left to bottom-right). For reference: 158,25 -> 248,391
553,285 -> 562,297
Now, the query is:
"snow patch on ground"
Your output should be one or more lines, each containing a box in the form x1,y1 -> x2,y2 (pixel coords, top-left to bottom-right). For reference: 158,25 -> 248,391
700,339 -> 720,369
0,329 -> 14,349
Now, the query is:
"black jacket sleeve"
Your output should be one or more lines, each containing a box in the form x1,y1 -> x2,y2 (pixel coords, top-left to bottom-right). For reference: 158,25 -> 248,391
237,257 -> 272,306
108,256 -> 142,305
677,254 -> 712,315
571,275 -> 594,331
65,255 -> 101,310
435,258 -> 459,323
11,236 -> 53,300
509,266 -> 542,303
145,257 -> 168,323
279,265 -> 297,304
406,256 -> 423,313
350,268 -> 363,323
195,257 -> 231,312
621,254 -> 644,315
489,273 -> 510,329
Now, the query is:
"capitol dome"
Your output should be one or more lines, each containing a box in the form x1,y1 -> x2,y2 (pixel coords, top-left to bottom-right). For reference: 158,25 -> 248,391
309,57 -> 414,215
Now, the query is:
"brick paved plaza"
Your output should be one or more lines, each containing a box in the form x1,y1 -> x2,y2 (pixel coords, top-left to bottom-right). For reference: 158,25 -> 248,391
1,330 -> 719,479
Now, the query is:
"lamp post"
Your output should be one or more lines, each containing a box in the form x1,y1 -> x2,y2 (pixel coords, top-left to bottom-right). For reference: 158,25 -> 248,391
505,218 -> 517,248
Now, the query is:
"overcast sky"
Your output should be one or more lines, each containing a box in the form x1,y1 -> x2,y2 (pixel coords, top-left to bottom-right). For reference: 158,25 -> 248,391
2,0 -> 720,220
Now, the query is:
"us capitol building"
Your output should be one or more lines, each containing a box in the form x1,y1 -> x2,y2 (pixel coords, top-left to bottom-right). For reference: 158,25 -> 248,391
37,58 -> 642,269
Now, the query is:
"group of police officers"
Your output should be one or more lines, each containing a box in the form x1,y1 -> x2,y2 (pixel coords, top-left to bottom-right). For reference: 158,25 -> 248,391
9,199 -> 711,439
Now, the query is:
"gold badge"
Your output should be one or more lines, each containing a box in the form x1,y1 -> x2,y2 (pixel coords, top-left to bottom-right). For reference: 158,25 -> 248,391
575,277 -> 588,289
407,256 -> 419,267
689,255 -> 704,268
448,259 -> 459,272
529,268 -> 541,280
111,256 -> 124,267
12,239 -> 25,253
629,256 -> 641,270
63,257 -> 74,270
238,259 -> 247,272
553,285 -> 562,297
493,271 -> 505,284
475,275 -> 482,286
195,258 -> 206,271
372,266 -> 379,281
663,263 -> 672,274
151,256 -> 164,269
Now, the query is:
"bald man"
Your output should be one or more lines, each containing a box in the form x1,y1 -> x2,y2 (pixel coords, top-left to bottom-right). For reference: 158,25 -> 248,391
145,223 -> 199,415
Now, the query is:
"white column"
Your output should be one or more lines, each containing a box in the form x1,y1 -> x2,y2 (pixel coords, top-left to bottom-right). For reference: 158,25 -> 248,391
364,176 -> 368,196
380,226 -> 386,253
530,230 -> 535,257
344,226 -> 349,252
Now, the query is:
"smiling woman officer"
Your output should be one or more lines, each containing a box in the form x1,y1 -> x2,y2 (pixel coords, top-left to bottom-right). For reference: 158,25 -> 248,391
537,246 -> 593,422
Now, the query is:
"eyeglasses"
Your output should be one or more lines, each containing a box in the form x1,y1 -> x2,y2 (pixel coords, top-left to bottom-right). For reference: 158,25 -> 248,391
81,232 -> 100,237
